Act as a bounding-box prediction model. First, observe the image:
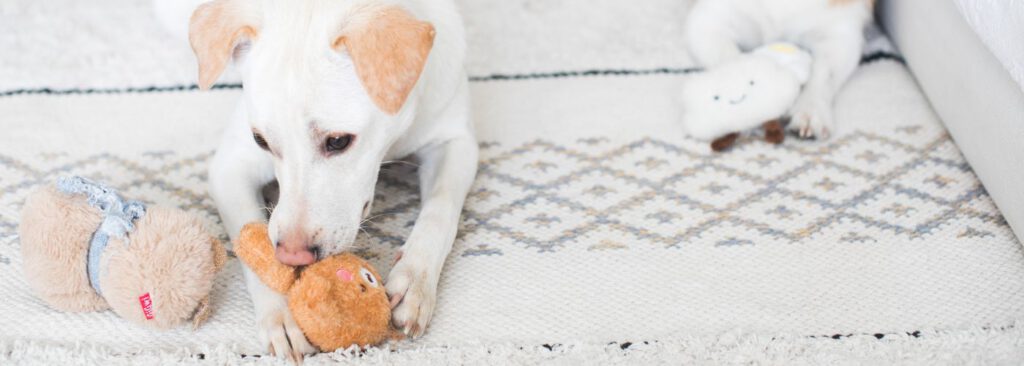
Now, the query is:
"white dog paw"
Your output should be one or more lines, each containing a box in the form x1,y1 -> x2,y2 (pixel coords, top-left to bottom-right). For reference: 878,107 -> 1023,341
385,257 -> 438,338
788,96 -> 835,140
259,306 -> 317,363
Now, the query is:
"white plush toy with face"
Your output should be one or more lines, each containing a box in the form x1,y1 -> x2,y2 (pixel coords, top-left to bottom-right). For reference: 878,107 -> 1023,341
680,43 -> 813,149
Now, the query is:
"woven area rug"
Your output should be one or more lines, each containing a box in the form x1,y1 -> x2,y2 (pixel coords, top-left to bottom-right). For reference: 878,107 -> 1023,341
2,0 -> 1024,364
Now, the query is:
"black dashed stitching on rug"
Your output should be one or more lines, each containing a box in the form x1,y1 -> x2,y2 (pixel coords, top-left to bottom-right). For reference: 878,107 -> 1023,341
0,52 -> 904,97
818,330 -> 924,340
467,67 -> 702,82
0,83 -> 242,97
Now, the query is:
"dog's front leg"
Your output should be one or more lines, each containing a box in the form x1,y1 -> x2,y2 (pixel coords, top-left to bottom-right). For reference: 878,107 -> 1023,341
386,134 -> 478,337
208,114 -> 316,361
788,29 -> 864,139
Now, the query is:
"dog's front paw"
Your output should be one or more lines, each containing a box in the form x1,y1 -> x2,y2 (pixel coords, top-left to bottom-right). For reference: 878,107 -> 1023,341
788,95 -> 835,140
385,254 -> 439,338
258,303 -> 317,363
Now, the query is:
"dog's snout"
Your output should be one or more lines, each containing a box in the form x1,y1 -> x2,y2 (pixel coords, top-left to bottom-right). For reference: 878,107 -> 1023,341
275,230 -> 317,266
275,243 -> 315,266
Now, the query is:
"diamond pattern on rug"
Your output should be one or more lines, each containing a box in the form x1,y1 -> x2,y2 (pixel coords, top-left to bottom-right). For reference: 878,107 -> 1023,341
462,126 -> 1011,253
0,124 -> 1014,260
0,118 -> 1021,354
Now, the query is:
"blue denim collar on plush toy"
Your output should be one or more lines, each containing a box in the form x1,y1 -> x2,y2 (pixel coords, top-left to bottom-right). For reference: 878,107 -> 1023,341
56,176 -> 146,296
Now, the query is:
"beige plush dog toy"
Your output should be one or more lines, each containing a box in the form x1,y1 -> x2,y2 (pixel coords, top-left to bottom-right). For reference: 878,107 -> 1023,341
19,176 -> 226,329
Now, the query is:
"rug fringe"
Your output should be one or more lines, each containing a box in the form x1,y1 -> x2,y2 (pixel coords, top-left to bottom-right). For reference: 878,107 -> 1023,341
4,324 -> 1024,365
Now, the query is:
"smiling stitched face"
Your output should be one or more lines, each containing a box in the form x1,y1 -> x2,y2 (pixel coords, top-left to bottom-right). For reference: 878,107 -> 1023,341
680,55 -> 805,141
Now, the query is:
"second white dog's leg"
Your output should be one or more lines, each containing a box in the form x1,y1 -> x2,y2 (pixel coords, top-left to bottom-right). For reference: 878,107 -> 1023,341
386,133 -> 478,337
685,3 -> 743,67
788,30 -> 864,139
687,31 -> 743,67
208,111 -> 316,361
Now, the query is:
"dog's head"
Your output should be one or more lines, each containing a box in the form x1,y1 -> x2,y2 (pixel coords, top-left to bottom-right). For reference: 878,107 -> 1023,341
189,0 -> 435,265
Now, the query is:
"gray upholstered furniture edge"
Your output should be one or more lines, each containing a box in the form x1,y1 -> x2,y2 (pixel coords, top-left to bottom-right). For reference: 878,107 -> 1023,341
878,0 -> 1024,241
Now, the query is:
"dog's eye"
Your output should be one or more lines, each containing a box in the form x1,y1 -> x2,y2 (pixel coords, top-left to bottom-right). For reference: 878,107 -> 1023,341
252,132 -> 270,151
359,267 -> 378,288
325,134 -> 354,153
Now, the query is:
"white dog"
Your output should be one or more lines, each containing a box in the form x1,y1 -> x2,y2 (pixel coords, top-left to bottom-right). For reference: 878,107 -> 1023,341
686,0 -> 874,139
162,0 -> 476,361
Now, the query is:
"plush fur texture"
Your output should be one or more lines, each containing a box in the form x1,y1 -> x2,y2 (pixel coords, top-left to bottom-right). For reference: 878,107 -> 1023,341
234,223 -> 297,294
18,183 -> 226,329
19,186 -> 108,313
235,223 -> 393,351
101,206 -> 227,329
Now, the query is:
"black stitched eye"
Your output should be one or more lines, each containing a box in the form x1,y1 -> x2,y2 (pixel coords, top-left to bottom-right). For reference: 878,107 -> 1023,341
360,267 -> 378,287
713,95 -> 720,101
253,132 -> 270,151
750,80 -> 755,86
325,134 -> 354,153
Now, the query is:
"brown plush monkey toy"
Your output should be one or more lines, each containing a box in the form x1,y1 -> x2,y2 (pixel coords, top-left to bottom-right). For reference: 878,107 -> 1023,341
234,222 -> 397,351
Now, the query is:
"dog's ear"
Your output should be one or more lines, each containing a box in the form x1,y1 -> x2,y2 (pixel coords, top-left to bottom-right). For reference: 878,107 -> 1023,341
333,6 -> 435,115
188,0 -> 258,90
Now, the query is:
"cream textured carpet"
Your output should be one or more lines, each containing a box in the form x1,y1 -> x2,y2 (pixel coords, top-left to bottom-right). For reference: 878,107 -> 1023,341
2,0 -> 1024,364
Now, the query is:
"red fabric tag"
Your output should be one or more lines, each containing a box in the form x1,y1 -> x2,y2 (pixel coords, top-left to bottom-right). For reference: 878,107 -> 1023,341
139,293 -> 154,320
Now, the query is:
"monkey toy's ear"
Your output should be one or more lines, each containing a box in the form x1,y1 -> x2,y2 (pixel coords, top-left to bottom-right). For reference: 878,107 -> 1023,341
235,223 -> 297,293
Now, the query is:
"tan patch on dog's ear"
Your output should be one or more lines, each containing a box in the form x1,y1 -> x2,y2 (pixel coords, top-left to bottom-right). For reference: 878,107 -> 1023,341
333,6 -> 435,115
189,0 -> 258,90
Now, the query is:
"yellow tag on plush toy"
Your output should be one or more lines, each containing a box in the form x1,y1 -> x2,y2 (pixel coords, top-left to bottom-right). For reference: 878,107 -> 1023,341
768,43 -> 798,54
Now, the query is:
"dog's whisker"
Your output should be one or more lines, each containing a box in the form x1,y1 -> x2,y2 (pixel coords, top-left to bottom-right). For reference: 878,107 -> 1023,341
360,210 -> 403,225
357,226 -> 378,241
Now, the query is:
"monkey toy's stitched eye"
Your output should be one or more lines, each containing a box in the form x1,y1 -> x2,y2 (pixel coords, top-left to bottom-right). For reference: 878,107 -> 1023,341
360,267 -> 378,288
713,95 -> 720,101
750,80 -> 756,86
